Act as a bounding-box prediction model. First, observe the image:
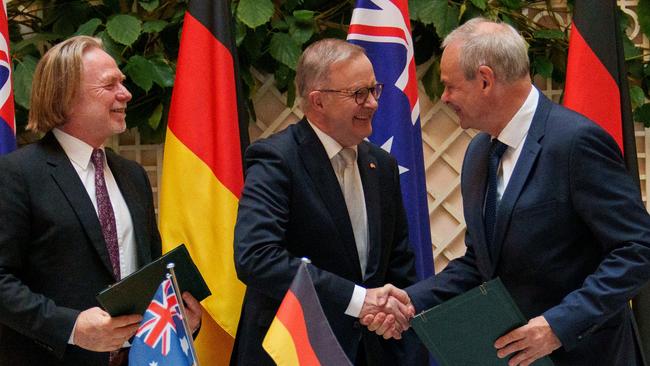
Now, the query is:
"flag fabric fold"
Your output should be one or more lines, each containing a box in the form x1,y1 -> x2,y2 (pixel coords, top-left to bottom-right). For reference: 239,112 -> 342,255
262,262 -> 353,366
564,0 -> 648,361
0,0 -> 15,155
129,278 -> 195,366
159,0 -> 248,364
347,0 -> 433,281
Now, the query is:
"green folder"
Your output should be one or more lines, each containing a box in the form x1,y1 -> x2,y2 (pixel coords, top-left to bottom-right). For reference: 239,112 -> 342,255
96,244 -> 211,316
411,278 -> 554,366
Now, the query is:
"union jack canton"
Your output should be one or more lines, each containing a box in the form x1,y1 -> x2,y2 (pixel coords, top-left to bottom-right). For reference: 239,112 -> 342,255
129,278 -> 195,366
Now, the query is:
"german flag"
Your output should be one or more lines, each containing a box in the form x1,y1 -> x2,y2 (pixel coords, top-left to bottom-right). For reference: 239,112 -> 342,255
564,0 -> 648,360
159,0 -> 248,364
263,262 -> 352,366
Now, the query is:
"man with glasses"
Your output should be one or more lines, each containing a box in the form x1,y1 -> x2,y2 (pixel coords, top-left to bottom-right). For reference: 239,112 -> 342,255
231,38 -> 423,365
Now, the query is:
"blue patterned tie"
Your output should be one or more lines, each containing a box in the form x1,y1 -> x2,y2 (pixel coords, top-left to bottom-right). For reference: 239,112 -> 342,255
484,139 -> 508,249
91,149 -> 121,280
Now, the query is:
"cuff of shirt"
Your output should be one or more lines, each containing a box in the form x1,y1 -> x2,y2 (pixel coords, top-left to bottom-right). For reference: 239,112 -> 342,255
68,318 -> 78,345
344,285 -> 367,317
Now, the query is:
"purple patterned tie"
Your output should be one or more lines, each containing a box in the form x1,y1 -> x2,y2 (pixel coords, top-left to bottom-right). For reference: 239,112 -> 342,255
91,149 -> 121,280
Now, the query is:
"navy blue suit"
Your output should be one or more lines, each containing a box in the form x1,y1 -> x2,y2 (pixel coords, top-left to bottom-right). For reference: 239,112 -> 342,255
407,92 -> 650,365
232,119 -> 421,365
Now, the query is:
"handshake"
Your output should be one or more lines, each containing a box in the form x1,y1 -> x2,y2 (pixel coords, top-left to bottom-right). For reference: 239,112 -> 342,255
358,284 -> 414,340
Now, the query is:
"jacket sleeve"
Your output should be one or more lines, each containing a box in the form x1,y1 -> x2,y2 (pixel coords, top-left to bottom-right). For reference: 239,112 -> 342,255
542,123 -> 650,351
0,156 -> 79,359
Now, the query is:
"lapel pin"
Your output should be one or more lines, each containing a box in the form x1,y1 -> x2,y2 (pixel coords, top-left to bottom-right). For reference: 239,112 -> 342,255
369,162 -> 376,169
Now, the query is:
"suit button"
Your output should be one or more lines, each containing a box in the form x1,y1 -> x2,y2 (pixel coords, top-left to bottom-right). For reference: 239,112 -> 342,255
353,321 -> 361,329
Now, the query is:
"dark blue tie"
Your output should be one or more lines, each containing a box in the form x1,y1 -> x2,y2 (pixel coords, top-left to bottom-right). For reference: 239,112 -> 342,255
484,139 -> 508,248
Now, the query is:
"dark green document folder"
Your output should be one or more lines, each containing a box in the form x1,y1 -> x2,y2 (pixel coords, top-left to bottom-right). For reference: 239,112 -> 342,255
96,244 -> 211,316
411,278 -> 554,366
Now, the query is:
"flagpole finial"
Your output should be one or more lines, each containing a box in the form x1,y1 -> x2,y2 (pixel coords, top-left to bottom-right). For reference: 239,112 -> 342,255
166,262 -> 175,270
301,257 -> 311,264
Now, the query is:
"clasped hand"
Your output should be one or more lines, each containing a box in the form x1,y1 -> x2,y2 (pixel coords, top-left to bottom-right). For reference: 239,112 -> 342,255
358,284 -> 414,340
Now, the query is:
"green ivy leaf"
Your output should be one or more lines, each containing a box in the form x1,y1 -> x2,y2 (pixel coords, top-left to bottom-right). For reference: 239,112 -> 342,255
498,0 -> 523,10
150,57 -> 174,87
293,10 -> 315,24
13,33 -> 61,53
634,103 -> 650,127
637,0 -> 650,40
533,29 -> 564,40
148,103 -> 163,130
469,0 -> 487,10
97,31 -> 124,65
422,59 -> 444,100
630,85 -> 646,110
124,55 -> 155,92
269,32 -> 301,70
288,17 -> 313,46
408,0 -> 429,21
532,57 -> 553,79
14,56 -> 38,109
430,0 -> 459,38
75,18 -> 102,36
235,21 -> 247,46
139,0 -> 159,13
106,14 -> 142,46
237,0 -> 274,29
143,20 -> 168,33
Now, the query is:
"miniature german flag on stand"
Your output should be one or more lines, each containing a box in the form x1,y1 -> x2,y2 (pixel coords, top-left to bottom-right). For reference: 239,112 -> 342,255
263,260 -> 352,366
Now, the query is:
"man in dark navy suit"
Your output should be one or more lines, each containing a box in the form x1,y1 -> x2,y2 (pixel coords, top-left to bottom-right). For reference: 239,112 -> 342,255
231,38 -> 422,365
365,18 -> 650,366
0,36 -> 201,366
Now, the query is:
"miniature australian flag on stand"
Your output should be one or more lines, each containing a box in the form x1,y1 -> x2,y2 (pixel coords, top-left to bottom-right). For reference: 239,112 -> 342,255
129,278 -> 195,366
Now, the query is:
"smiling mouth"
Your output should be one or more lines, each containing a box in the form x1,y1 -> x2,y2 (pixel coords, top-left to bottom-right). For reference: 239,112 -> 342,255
110,108 -> 126,113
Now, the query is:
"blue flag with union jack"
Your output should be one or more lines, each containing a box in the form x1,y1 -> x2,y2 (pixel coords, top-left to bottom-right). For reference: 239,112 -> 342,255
129,279 -> 195,366
0,0 -> 15,156
347,0 -> 433,280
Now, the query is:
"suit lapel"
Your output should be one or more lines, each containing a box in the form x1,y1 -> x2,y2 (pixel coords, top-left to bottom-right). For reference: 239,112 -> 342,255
463,133 -> 494,275
43,133 -> 116,278
357,142 -> 379,280
295,120 -> 363,277
107,151 -> 150,267
490,92 -> 551,276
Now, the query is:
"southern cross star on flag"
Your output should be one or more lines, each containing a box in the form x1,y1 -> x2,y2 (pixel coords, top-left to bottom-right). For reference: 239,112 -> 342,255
129,279 -> 195,366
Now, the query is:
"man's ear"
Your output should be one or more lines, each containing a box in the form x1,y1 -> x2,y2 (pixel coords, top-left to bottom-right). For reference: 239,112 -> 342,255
308,90 -> 325,112
477,65 -> 495,91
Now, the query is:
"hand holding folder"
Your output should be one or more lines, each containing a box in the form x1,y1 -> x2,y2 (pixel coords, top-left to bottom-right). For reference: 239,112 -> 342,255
410,278 -> 554,366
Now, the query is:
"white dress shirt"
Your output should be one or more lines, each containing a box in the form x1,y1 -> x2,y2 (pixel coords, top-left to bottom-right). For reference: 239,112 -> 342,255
495,86 -> 539,200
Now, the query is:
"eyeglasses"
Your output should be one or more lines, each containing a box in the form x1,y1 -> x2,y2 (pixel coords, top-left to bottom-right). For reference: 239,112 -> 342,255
317,83 -> 384,105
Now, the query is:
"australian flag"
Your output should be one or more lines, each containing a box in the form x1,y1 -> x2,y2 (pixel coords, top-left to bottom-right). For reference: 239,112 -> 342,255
348,0 -> 433,280
129,279 -> 195,366
0,0 -> 15,155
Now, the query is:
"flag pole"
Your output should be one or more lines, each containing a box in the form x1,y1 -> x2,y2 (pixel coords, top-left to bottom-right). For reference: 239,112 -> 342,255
166,263 -> 201,366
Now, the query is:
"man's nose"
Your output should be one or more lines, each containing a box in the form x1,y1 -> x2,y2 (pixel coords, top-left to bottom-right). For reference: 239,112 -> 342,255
117,83 -> 132,102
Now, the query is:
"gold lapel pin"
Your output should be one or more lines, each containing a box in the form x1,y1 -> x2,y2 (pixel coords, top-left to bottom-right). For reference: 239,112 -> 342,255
369,162 -> 376,169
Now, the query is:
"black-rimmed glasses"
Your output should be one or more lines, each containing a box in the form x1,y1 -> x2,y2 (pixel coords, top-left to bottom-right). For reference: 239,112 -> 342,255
317,83 -> 384,105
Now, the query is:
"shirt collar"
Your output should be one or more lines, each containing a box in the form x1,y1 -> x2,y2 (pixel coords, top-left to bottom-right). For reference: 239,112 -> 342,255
52,128 -> 105,170
497,86 -> 539,149
307,119 -> 358,159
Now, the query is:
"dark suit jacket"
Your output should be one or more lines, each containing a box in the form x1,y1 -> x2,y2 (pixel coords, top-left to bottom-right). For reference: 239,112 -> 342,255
232,119 -> 421,365
407,92 -> 650,365
0,132 -> 161,365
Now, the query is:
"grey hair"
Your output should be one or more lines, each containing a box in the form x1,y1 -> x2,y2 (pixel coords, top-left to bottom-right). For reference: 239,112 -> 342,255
295,38 -> 367,110
442,17 -> 529,83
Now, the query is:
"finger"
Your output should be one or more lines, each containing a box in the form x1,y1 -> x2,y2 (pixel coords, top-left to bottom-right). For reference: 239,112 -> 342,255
111,322 -> 141,340
507,348 -> 538,366
385,285 -> 410,305
367,312 -> 386,332
497,339 -> 527,359
111,314 -> 143,328
375,314 -> 395,336
360,314 -> 375,327
182,292 -> 201,311
387,299 -> 410,330
495,326 -> 526,349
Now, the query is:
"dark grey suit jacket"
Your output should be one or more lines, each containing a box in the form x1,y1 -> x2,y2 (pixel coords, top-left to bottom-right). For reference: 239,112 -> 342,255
231,119 -> 422,365
407,92 -> 650,365
0,132 -> 161,365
